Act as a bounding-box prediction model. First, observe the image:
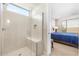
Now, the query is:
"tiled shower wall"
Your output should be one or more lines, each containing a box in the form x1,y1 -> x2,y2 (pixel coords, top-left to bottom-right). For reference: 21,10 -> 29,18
0,4 -> 32,55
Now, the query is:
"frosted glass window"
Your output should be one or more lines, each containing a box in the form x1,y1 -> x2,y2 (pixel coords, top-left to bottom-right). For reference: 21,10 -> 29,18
67,19 -> 79,28
7,4 -> 30,16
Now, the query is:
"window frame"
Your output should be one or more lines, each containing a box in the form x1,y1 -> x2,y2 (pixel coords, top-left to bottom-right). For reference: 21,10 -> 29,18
6,3 -> 30,16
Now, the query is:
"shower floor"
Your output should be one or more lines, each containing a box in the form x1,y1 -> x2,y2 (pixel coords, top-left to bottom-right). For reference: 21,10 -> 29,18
4,47 -> 36,56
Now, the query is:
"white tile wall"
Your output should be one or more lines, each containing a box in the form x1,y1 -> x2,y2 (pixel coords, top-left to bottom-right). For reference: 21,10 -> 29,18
2,10 -> 32,55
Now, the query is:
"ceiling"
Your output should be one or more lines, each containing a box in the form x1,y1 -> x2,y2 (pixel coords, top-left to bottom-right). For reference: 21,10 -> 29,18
50,3 -> 79,19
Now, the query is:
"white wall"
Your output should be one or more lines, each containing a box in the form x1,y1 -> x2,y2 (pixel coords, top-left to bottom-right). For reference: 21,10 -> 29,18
51,3 -> 79,19
0,3 -> 2,55
2,4 -> 32,55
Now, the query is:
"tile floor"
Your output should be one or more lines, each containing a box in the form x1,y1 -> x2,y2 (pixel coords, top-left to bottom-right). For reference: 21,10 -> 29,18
4,47 -> 36,56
